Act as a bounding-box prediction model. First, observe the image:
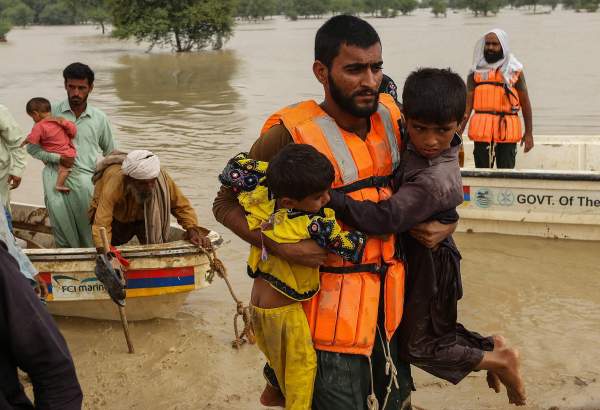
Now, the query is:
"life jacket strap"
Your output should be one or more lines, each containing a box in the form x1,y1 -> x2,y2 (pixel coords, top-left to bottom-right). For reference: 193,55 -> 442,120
320,263 -> 385,274
474,110 -> 518,116
334,175 -> 393,194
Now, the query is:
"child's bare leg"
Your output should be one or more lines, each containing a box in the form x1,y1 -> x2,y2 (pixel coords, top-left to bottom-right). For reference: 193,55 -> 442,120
55,165 -> 71,192
260,383 -> 285,407
476,339 -> 526,406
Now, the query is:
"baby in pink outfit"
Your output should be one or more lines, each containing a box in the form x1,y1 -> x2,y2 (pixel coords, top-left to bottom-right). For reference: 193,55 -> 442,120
23,97 -> 77,193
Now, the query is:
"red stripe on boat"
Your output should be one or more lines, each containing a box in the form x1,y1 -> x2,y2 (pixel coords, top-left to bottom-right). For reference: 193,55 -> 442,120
126,266 -> 195,280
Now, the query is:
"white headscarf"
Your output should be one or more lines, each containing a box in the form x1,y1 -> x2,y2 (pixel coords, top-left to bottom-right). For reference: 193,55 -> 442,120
470,28 -> 523,86
121,150 -> 161,180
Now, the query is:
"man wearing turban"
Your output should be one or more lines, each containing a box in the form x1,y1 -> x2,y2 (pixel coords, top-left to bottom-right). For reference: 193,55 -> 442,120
459,29 -> 534,169
89,150 -> 210,251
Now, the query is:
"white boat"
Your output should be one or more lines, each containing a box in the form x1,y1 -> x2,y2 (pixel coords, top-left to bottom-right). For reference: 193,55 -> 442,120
459,136 -> 600,240
11,202 -> 223,321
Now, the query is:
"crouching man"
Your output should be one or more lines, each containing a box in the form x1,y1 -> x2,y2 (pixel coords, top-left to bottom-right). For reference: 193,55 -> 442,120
89,150 -> 210,252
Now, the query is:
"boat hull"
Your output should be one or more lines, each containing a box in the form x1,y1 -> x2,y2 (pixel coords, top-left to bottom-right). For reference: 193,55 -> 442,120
11,202 -> 221,320
459,169 -> 600,240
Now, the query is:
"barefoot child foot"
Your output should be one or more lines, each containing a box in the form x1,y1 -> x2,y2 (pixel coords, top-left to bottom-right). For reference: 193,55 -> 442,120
260,384 -> 285,408
486,335 -> 506,393
476,340 -> 526,406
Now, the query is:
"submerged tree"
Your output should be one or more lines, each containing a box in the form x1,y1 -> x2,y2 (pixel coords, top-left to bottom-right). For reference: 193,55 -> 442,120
467,0 -> 501,15
1,1 -> 34,26
562,0 -> 599,10
0,18 -> 10,41
329,0 -> 364,14
111,0 -> 235,52
280,0 -> 331,19
431,0 -> 448,15
397,0 -> 419,14
236,0 -> 277,20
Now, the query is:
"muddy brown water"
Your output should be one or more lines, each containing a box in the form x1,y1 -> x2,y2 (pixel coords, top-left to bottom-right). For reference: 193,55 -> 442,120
1,10 -> 599,409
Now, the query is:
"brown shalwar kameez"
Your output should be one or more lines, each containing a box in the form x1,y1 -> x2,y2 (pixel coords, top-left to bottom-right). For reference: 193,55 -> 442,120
328,135 -> 494,385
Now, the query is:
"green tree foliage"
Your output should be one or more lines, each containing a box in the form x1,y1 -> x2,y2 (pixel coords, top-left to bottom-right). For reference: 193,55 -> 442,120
396,0 -> 419,14
516,0 -> 561,12
362,0 -> 390,15
430,0 -> 448,15
562,0 -> 599,10
111,0 -> 235,52
467,0 -> 500,15
21,0 -> 49,23
38,1 -> 77,24
360,0 -> 417,16
87,6 -> 110,33
280,0 -> 331,19
237,0 -> 277,20
1,1 -> 34,26
330,0 -> 364,14
0,17 -> 11,41
448,0 -> 468,9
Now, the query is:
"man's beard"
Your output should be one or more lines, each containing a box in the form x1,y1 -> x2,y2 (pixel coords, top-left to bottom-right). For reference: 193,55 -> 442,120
127,183 -> 153,204
328,73 -> 378,118
484,50 -> 504,64
68,95 -> 87,107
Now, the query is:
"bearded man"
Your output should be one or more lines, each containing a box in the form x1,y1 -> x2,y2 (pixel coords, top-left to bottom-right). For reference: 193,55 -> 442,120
214,15 -> 456,410
89,150 -> 210,252
460,29 -> 534,169
27,62 -> 117,247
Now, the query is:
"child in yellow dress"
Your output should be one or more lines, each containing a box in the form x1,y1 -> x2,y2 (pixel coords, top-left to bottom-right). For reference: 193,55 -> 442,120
219,144 -> 366,410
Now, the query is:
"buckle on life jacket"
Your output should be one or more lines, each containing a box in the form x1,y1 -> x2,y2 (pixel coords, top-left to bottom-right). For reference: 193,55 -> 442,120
334,175 -> 392,194
474,110 -> 518,117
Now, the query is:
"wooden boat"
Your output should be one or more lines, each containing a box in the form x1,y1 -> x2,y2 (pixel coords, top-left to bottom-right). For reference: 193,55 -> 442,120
11,202 -> 223,321
459,136 -> 600,240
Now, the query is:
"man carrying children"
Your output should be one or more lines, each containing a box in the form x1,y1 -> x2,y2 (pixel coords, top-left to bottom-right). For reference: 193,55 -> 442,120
214,15 -> 455,410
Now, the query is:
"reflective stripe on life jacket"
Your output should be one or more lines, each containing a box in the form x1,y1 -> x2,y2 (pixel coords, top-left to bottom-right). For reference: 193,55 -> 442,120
468,69 -> 523,143
260,93 -> 406,356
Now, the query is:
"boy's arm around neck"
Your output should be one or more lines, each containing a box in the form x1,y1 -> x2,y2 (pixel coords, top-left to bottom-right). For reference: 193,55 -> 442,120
328,179 -> 441,235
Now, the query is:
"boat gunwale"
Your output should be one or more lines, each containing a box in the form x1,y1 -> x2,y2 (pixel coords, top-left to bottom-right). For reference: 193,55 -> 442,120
461,168 -> 600,181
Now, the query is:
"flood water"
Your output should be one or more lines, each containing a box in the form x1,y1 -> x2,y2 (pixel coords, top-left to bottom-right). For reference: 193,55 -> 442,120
1,9 -> 599,410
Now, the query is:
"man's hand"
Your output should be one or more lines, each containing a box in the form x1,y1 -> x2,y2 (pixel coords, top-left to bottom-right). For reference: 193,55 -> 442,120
33,274 -> 49,299
8,175 -> 21,190
187,228 -> 212,249
521,133 -> 534,153
60,156 -> 75,168
272,239 -> 328,268
410,220 -> 457,248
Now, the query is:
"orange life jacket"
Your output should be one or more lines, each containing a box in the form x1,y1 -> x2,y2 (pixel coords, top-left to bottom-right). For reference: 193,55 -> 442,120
260,94 -> 406,356
468,69 -> 523,144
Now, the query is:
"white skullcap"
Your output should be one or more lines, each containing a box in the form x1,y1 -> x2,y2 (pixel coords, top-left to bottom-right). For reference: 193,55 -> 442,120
121,150 -> 161,180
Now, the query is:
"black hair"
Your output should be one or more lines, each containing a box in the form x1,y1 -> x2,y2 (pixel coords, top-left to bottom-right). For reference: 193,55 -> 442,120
266,144 -> 334,201
315,15 -> 380,69
402,68 -> 466,124
63,62 -> 95,85
26,97 -> 51,114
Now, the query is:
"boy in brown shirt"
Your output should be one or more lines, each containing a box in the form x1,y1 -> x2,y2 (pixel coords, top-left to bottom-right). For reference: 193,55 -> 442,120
328,68 -> 527,406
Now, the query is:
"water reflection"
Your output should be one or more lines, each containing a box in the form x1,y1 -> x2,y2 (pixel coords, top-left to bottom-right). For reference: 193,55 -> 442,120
109,51 -> 243,211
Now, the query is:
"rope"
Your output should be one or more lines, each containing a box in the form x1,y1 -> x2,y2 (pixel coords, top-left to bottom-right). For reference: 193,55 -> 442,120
366,356 -> 379,410
198,246 -> 255,349
376,326 -> 399,410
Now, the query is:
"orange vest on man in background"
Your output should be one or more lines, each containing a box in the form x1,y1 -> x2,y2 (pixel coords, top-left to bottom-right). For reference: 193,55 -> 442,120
468,69 -> 523,144
260,93 -> 405,357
